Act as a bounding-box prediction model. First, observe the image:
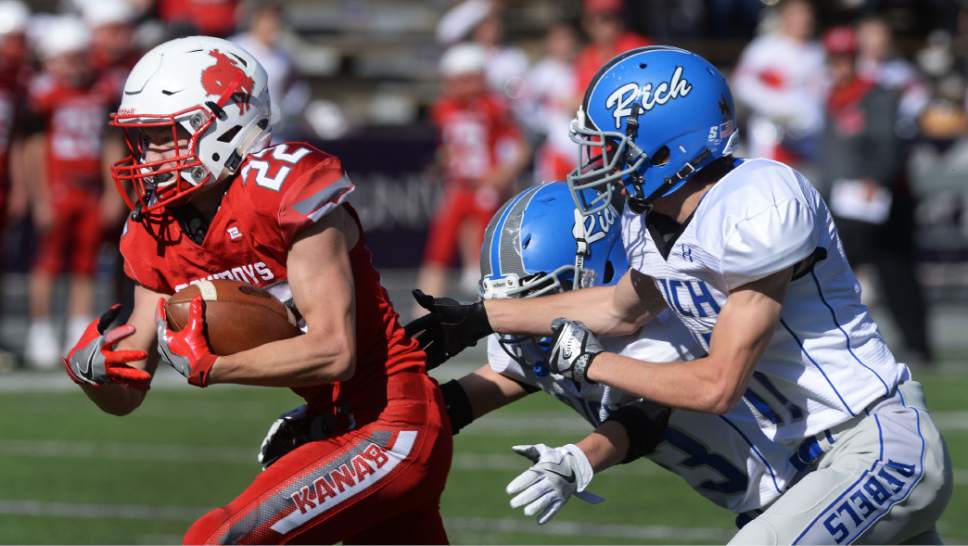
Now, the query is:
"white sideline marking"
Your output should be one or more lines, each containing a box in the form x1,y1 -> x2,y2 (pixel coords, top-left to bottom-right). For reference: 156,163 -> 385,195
0,499 -> 204,521
445,516 -> 733,542
0,439 -> 665,477
0,439 -> 966,486
0,439 -> 254,463
0,498 -> 732,541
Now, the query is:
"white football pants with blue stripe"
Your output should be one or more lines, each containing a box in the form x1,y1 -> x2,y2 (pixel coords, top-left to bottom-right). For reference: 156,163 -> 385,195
730,381 -> 952,545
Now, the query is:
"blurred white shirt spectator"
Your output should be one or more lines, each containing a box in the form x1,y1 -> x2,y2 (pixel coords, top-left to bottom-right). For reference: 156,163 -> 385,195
230,2 -> 308,140
436,0 -> 528,102
733,0 -> 826,164
523,23 -> 579,182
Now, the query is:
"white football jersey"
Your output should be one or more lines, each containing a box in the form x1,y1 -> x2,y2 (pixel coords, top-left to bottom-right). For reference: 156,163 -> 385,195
487,309 -> 801,512
622,158 -> 909,449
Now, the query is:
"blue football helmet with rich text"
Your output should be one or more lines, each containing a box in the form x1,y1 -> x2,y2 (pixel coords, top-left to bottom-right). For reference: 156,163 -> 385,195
567,46 -> 737,215
479,181 -> 626,300
479,181 -> 627,374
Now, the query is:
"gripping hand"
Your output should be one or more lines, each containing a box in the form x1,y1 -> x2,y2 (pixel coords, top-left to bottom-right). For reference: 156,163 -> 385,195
63,304 -> 151,388
404,289 -> 493,369
506,443 -> 603,525
548,318 -> 604,383
156,297 -> 217,387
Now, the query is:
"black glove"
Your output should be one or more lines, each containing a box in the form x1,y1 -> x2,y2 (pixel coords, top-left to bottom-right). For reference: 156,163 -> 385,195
258,405 -> 336,469
404,289 -> 493,369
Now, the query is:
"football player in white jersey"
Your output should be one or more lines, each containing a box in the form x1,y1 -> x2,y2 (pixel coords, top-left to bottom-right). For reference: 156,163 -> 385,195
421,181 -> 805,526
410,47 -> 951,544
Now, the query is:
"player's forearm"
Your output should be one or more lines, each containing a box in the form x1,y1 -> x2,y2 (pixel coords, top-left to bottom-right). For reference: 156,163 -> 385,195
458,366 -> 531,419
587,353 -> 741,414
209,332 -> 355,387
485,285 -> 636,337
576,420 -> 630,473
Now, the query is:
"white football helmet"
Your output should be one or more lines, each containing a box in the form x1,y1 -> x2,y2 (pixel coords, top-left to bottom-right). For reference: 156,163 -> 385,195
111,36 -> 271,215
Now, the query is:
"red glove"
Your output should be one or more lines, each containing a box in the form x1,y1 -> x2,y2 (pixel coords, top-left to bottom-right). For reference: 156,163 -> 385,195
63,304 -> 151,389
156,296 -> 218,387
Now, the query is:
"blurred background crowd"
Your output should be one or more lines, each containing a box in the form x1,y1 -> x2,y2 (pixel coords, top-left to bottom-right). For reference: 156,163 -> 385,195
0,0 -> 966,373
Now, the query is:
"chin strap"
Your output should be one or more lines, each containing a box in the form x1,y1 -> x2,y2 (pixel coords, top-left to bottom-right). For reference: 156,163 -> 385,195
623,104 -> 650,214
132,183 -> 156,222
630,148 -> 713,213
571,209 -> 592,288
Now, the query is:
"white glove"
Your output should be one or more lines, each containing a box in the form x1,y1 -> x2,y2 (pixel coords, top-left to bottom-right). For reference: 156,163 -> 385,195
506,443 -> 604,525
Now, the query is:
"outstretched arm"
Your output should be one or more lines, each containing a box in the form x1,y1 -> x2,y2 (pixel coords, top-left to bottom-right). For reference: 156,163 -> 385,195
577,267 -> 792,414
485,269 -> 665,337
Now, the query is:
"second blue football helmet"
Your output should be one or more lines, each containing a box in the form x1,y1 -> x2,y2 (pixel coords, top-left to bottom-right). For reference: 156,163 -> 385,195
567,46 -> 738,215
479,181 -> 626,300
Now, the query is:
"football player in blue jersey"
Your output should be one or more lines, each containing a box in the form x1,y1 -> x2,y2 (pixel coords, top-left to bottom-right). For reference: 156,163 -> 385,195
410,47 -> 951,544
423,181 -> 808,526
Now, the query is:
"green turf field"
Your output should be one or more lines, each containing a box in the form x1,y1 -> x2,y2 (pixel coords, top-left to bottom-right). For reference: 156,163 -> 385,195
0,370 -> 964,544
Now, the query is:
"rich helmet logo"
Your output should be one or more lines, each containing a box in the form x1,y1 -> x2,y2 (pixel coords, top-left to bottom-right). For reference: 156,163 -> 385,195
200,49 -> 255,112
572,207 -> 616,245
604,66 -> 692,129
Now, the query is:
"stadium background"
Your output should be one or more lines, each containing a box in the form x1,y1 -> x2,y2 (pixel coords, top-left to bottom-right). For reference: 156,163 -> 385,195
0,0 -> 967,543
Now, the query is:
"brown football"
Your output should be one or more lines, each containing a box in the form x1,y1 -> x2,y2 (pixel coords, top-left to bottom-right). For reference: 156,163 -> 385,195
165,280 -> 301,355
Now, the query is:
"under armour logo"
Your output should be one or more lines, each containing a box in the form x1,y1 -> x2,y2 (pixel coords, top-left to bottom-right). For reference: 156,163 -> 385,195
227,226 -> 242,240
681,245 -> 693,262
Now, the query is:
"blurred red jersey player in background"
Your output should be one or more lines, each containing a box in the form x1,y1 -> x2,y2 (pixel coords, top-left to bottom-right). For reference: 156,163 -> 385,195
415,42 -> 528,306
23,15 -> 127,369
61,36 -> 452,544
0,0 -> 31,369
0,0 -> 30,247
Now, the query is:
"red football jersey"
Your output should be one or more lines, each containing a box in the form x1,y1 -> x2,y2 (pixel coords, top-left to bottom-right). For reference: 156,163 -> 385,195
0,72 -> 23,192
431,92 -> 521,186
120,142 -> 426,418
28,72 -> 120,195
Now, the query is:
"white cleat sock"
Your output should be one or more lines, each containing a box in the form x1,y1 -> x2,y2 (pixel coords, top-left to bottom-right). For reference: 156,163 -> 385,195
25,320 -> 60,370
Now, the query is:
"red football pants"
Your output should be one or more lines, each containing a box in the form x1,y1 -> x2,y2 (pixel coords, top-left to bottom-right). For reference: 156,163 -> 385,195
35,191 -> 102,276
183,371 -> 453,545
423,186 -> 499,267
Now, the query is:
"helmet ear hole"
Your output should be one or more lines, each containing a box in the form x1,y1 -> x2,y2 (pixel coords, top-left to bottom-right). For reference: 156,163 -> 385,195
651,146 -> 671,166
217,125 -> 242,143
603,260 -> 615,283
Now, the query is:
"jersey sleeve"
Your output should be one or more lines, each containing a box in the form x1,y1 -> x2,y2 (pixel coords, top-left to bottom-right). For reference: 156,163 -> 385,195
118,217 -> 174,294
720,197 -> 819,291
276,150 -> 356,246
486,335 -> 535,387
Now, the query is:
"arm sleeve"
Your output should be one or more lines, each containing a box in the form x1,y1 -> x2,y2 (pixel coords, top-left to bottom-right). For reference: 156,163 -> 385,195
604,399 -> 671,463
721,198 -> 818,291
277,158 -> 355,246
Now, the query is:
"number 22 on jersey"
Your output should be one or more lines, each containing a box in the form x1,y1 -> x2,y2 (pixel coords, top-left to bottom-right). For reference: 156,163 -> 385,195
241,144 -> 311,191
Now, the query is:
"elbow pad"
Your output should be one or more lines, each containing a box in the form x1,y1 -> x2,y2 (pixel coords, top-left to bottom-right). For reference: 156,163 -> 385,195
604,400 -> 671,463
440,379 -> 474,435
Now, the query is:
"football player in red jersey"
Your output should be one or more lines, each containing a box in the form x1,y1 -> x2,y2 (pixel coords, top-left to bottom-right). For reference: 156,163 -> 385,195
0,0 -> 31,369
414,42 -> 528,306
23,15 -> 128,368
61,36 -> 452,544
